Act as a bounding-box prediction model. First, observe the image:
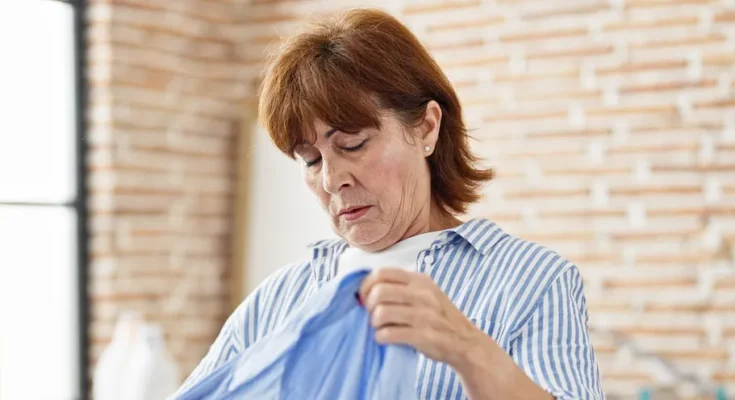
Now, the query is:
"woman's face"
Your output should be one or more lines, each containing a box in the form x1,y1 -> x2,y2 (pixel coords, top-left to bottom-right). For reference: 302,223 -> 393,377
295,105 -> 441,251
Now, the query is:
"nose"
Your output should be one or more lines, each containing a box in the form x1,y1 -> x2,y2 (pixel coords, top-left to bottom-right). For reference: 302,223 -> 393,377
322,157 -> 353,194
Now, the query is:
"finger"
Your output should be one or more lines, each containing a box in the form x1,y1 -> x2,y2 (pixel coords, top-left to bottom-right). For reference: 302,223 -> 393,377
363,282 -> 413,313
406,273 -> 447,310
374,326 -> 416,346
370,304 -> 416,329
359,268 -> 412,302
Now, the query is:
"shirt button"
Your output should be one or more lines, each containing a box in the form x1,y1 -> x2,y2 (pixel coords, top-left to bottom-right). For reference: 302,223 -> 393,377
424,255 -> 435,265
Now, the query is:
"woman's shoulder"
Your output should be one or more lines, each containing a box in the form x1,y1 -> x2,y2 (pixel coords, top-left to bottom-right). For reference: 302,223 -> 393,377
495,233 -> 576,278
460,221 -> 584,326
455,218 -> 576,278
461,219 -> 579,300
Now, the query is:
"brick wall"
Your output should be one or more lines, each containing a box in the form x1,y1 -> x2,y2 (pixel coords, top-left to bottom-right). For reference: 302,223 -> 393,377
85,0 -> 250,385
86,0 -> 735,398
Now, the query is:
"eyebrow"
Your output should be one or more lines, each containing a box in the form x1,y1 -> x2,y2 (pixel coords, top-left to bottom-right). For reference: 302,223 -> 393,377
294,127 -> 340,153
324,128 -> 338,139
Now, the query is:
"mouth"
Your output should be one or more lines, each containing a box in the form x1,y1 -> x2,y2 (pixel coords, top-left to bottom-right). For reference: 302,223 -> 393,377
338,206 -> 371,221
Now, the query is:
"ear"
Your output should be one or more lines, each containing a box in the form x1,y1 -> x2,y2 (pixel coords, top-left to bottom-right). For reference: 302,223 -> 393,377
419,100 -> 442,157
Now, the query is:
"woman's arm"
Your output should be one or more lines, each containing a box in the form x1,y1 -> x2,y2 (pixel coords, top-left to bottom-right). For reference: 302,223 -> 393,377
502,267 -> 603,399
453,334 -> 553,400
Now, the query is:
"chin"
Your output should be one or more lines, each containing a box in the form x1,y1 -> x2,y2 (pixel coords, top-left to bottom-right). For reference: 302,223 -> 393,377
337,221 -> 386,249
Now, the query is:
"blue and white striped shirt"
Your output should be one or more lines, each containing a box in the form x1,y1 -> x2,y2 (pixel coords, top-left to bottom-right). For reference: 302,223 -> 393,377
176,218 -> 604,399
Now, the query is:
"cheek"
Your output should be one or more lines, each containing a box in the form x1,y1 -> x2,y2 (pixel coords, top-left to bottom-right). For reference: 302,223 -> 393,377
303,169 -> 315,189
303,171 -> 328,205
378,159 -> 405,184
363,149 -> 414,194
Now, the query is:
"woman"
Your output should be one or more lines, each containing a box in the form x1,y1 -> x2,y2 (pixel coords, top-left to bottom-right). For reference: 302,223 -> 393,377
176,8 -> 603,400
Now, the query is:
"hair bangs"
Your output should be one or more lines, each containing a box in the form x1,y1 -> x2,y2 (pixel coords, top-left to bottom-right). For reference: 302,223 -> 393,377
260,40 -> 382,158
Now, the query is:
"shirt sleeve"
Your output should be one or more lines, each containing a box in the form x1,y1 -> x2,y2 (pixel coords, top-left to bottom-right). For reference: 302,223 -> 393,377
509,266 -> 604,400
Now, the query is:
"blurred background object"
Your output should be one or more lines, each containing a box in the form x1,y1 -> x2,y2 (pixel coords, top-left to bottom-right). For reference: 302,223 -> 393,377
1,0 -> 734,399
93,311 -> 179,400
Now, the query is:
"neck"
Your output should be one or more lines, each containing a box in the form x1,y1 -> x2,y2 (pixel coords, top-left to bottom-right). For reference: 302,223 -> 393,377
398,203 -> 462,243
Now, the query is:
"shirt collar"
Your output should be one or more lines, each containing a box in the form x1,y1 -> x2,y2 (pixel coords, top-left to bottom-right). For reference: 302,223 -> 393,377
434,218 -> 505,256
307,218 -> 505,257
307,238 -> 343,249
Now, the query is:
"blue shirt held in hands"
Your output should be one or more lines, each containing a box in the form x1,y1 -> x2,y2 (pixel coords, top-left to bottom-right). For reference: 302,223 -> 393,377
171,269 -> 417,400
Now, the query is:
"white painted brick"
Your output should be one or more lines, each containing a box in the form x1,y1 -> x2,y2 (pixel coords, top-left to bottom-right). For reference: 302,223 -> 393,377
119,128 -> 232,157
89,260 -> 118,284
89,214 -> 115,235
90,235 -> 113,255
111,87 -> 243,119
110,46 -> 252,81
87,3 -> 113,23
118,234 -> 225,256
111,106 -> 233,136
107,4 -> 210,38
88,147 -> 114,170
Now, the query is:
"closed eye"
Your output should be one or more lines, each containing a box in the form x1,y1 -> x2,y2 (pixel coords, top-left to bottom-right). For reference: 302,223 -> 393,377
303,139 -> 367,167
342,140 -> 366,153
304,157 -> 321,168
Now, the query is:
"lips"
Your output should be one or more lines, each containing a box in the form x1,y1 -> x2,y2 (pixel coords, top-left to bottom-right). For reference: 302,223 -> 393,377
339,206 -> 366,215
338,206 -> 371,221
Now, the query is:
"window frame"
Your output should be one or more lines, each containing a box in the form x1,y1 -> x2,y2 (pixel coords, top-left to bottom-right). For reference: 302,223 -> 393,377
73,0 -> 89,398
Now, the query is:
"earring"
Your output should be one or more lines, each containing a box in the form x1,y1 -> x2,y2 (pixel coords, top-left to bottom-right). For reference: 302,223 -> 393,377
424,145 -> 431,152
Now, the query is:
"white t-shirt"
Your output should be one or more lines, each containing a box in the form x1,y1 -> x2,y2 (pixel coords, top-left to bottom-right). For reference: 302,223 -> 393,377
337,230 -> 443,276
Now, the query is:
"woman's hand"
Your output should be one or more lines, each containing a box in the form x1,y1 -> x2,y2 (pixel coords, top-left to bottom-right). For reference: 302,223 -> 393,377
358,267 -> 554,400
357,267 -> 483,368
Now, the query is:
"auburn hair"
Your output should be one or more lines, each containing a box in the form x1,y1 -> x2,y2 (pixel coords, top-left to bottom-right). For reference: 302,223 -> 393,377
258,8 -> 494,216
